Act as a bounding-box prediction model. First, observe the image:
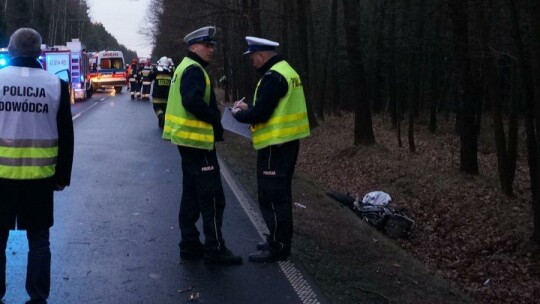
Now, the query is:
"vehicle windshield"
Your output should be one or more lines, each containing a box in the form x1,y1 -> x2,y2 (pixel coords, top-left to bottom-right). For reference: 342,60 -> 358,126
100,58 -> 124,70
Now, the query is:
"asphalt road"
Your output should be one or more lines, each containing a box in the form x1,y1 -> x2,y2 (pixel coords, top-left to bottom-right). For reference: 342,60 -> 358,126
2,89 -> 327,304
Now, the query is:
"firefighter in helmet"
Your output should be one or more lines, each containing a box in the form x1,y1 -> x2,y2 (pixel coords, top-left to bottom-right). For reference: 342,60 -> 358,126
139,60 -> 153,100
149,56 -> 173,128
128,58 -> 139,100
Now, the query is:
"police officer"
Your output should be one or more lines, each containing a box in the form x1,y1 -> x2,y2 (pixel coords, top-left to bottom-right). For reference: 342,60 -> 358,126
163,26 -> 242,265
139,61 -> 153,100
232,36 -> 310,263
128,58 -> 139,100
149,56 -> 173,128
0,28 -> 74,303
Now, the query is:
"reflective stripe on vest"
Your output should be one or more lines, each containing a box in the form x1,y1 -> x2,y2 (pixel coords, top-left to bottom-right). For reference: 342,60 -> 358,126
251,61 -> 310,150
152,72 -> 172,104
0,66 -> 61,179
162,57 -> 214,150
0,138 -> 58,179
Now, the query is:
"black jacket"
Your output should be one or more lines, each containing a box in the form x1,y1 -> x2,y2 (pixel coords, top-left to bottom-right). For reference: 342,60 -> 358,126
0,57 -> 74,230
149,66 -> 173,99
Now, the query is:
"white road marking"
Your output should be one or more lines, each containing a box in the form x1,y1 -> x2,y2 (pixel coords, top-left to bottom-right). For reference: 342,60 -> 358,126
72,101 -> 101,121
219,159 -> 322,304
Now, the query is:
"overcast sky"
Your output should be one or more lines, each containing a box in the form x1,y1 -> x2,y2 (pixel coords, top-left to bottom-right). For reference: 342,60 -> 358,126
86,0 -> 152,57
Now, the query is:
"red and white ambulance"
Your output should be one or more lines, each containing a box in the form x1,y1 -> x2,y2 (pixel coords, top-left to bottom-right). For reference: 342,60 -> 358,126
88,50 -> 126,93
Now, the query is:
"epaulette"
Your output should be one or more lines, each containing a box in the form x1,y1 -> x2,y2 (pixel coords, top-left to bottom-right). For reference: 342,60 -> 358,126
264,70 -> 285,82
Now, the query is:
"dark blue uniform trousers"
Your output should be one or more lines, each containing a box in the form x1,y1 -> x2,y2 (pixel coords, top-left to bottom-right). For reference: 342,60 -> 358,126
177,145 -> 227,253
1,228 -> 50,303
256,140 -> 300,255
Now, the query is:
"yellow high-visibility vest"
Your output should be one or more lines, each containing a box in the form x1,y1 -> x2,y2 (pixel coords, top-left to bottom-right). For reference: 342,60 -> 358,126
162,57 -> 214,150
251,60 -> 310,149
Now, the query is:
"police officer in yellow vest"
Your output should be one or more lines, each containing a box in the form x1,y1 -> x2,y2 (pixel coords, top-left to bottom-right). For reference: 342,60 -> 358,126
0,28 -> 74,304
232,36 -> 310,263
163,26 -> 242,265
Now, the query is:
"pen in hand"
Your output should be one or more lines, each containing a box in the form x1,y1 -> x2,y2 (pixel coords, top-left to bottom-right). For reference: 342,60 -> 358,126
234,97 -> 245,108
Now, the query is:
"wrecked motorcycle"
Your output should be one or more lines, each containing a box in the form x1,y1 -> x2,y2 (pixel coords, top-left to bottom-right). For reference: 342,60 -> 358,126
326,190 -> 415,239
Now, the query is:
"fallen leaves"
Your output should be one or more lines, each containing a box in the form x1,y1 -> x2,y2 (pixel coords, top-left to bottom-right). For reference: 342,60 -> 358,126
297,113 -> 539,304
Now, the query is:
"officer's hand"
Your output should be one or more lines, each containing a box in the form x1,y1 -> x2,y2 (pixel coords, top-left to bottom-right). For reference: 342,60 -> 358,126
231,107 -> 241,116
233,100 -> 248,110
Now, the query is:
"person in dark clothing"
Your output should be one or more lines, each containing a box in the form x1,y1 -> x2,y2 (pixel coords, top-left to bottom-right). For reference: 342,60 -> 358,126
0,28 -> 74,304
162,26 -> 242,265
139,61 -> 153,100
149,56 -> 173,128
232,36 -> 310,263
128,59 -> 139,100
135,62 -> 145,99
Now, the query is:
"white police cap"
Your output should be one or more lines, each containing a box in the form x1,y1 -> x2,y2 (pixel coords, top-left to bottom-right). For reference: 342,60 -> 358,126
243,36 -> 279,55
184,26 -> 217,45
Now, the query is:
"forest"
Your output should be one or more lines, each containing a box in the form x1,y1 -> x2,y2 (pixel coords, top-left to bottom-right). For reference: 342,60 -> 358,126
0,0 -> 137,59
147,0 -> 540,239
146,0 -> 540,303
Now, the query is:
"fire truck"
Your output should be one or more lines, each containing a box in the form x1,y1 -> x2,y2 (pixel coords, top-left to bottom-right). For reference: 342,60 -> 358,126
88,50 -> 126,93
40,39 -> 92,102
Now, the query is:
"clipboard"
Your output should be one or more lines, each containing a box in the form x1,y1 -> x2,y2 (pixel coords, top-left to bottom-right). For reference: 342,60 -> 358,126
221,107 -> 252,138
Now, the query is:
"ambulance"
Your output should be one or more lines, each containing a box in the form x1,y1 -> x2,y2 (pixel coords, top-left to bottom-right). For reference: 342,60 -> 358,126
88,50 -> 126,93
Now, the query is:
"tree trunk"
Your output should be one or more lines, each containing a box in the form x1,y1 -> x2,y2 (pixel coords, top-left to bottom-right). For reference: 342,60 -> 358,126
251,0 -> 262,36
220,0 -> 231,104
296,0 -> 318,129
527,0 -> 540,241
389,0 -> 397,128
449,0 -> 479,174
372,0 -> 386,113
280,0 -> 290,60
429,9 -> 443,133
318,0 -> 339,120
329,0 -> 341,116
341,0 -> 375,145
479,0 -> 516,196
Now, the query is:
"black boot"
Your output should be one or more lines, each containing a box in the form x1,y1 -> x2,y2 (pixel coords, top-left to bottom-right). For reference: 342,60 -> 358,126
256,242 -> 268,251
158,113 -> 165,129
179,241 -> 204,261
248,249 -> 290,263
204,248 -> 242,265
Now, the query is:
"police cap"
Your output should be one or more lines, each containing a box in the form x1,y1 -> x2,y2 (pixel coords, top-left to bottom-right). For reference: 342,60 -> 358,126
184,26 -> 217,46
243,36 -> 279,55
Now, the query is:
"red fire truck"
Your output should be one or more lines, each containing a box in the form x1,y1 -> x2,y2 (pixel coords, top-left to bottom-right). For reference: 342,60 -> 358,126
40,39 -> 92,102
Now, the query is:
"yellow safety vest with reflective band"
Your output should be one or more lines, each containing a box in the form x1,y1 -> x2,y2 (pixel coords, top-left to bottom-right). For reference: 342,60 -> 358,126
251,61 -> 310,150
0,66 -> 61,179
162,57 -> 214,150
152,71 -> 172,104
